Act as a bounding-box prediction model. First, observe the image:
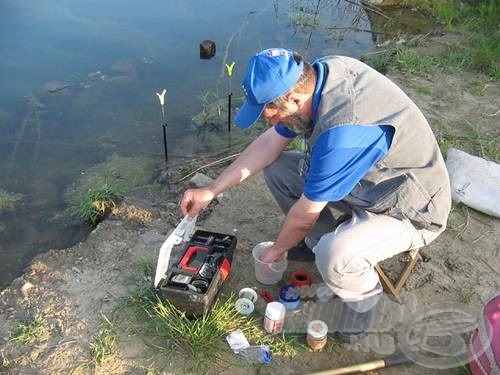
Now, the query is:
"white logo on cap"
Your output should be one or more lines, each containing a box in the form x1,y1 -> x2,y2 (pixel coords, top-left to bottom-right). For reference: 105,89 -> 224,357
267,48 -> 289,58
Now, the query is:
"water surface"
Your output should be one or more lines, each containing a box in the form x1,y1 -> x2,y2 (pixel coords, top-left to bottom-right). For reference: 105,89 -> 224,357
0,0 -> 425,286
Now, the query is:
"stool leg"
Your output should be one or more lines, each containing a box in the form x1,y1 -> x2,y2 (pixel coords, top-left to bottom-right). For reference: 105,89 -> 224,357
394,253 -> 422,294
375,252 -> 422,303
375,264 -> 401,303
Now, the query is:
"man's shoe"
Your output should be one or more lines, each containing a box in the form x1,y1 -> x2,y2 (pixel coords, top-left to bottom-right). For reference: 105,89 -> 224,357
335,330 -> 366,343
287,241 -> 315,262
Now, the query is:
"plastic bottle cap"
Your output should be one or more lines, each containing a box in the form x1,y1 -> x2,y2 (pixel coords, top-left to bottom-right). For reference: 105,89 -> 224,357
239,287 -> 258,303
307,320 -> 328,339
235,298 -> 255,315
265,301 -> 285,320
279,285 -> 300,302
291,270 -> 312,287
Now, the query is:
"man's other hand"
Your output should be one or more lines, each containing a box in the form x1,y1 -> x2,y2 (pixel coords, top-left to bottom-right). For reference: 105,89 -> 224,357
179,188 -> 215,218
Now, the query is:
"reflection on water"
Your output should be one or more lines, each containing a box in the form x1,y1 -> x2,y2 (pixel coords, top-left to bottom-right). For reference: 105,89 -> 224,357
0,0 -> 432,287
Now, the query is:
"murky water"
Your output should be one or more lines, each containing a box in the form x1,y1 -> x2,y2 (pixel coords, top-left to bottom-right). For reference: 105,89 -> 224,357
0,0 -> 431,287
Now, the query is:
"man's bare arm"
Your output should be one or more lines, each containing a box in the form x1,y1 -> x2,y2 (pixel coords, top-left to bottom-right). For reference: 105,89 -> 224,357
180,127 -> 291,217
261,195 -> 328,262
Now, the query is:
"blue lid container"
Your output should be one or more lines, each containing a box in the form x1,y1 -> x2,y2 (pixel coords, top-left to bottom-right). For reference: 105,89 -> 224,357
278,285 -> 301,310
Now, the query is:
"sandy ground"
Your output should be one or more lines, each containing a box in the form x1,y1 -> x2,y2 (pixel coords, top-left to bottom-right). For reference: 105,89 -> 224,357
0,33 -> 499,374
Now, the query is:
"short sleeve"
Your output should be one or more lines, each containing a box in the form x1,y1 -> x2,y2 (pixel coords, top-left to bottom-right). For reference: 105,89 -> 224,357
304,125 -> 395,202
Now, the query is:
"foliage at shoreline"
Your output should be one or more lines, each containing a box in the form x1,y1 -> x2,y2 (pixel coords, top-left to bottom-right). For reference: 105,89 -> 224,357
371,0 -> 499,78
76,183 -> 124,225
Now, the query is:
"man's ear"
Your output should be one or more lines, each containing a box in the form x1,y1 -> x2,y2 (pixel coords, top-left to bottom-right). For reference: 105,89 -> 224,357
287,91 -> 306,108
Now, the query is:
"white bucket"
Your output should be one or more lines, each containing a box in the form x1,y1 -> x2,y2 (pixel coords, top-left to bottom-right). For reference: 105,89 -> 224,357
252,242 -> 287,285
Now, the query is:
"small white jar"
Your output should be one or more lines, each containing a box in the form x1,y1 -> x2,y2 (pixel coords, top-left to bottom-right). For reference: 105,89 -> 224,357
263,302 -> 285,334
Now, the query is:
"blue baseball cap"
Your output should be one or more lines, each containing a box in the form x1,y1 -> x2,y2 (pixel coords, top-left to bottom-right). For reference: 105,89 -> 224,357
235,48 -> 304,128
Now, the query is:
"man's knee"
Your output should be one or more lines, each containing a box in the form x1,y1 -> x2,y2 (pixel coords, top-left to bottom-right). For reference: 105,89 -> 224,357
314,232 -> 371,277
313,230 -> 382,298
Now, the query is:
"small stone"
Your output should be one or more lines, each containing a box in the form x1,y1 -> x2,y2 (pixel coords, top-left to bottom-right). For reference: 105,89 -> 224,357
21,282 -> 35,297
189,173 -> 214,188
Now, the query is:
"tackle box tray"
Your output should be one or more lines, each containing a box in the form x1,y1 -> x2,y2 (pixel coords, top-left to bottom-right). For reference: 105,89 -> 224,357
157,229 -> 237,316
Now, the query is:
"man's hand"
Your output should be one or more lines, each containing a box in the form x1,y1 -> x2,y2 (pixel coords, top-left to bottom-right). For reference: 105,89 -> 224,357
259,246 -> 286,263
179,187 -> 215,218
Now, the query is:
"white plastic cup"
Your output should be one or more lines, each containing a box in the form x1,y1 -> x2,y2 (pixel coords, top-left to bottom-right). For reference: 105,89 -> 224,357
264,301 -> 286,334
252,242 -> 288,285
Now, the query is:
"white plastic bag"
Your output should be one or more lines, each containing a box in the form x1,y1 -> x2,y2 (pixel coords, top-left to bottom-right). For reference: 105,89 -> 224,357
446,148 -> 500,218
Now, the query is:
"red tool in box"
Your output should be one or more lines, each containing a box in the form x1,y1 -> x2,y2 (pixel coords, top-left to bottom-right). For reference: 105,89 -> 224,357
154,216 -> 236,316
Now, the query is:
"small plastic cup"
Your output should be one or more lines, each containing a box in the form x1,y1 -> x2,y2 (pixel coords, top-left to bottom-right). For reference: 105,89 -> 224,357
252,242 -> 288,285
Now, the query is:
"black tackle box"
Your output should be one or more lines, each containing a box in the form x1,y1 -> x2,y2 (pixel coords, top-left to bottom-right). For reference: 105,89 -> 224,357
157,229 -> 237,316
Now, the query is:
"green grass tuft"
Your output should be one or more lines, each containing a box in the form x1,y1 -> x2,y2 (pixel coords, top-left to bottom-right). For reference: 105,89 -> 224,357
76,183 -> 124,225
416,86 -> 432,95
9,314 -> 46,344
1,351 -> 11,370
89,315 -> 116,366
133,258 -> 154,278
371,53 -> 391,74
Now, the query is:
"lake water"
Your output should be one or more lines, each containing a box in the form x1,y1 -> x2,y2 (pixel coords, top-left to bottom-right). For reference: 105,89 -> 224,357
0,0 -> 426,287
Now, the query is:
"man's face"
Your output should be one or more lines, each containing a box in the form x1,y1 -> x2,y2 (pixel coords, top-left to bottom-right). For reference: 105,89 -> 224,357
262,101 -> 312,134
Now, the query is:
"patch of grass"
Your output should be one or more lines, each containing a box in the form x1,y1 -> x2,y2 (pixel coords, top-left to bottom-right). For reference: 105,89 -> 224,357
461,120 -> 500,161
76,183 -> 124,225
371,53 -> 391,74
430,0 -> 466,28
399,0 -> 500,78
134,258 -> 154,278
439,46 -> 472,71
394,47 -> 440,78
435,121 -> 499,162
470,34 -> 500,78
153,296 -> 301,363
121,285 -> 302,372
9,314 -> 46,344
1,351 -> 11,371
416,86 -> 432,95
89,315 -> 116,366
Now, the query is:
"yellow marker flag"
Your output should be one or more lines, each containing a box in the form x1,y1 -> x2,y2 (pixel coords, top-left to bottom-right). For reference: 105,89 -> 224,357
225,62 -> 236,76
